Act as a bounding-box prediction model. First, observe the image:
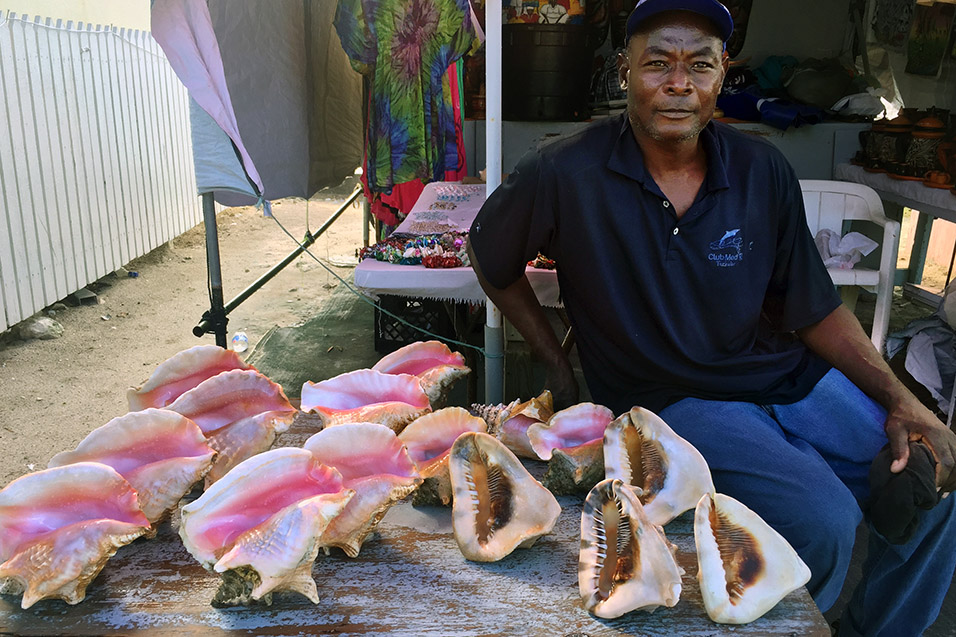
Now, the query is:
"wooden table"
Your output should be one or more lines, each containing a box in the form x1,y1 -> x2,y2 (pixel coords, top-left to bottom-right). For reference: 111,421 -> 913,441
0,422 -> 831,636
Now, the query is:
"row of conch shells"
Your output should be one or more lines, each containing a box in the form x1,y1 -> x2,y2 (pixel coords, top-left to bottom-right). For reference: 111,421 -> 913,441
0,345 -> 290,609
574,408 -> 810,625
0,463 -> 151,609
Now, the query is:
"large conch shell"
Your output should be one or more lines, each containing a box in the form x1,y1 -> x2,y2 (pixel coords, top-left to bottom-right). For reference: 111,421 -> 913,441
301,369 -> 431,433
0,463 -> 150,608
47,408 -> 216,528
398,407 -> 487,506
449,432 -> 560,562
528,402 -> 613,495
127,344 -> 252,410
372,340 -> 471,408
179,448 -> 354,606
472,390 -> 553,458
303,423 -> 421,557
579,479 -> 683,618
167,369 -> 297,486
695,492 -> 811,624
604,407 -> 714,526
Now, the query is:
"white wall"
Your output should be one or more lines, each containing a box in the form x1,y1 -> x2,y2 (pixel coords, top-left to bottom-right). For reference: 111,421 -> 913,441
0,0 -> 149,29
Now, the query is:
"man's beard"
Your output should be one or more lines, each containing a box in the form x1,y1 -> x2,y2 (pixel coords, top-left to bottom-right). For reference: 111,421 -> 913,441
630,111 -> 706,142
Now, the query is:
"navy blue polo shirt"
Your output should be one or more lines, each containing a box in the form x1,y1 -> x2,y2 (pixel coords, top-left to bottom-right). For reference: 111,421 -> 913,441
469,114 -> 841,415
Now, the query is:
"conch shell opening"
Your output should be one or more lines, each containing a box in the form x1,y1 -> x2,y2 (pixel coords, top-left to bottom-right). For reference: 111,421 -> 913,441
694,492 -> 811,624
449,432 -> 560,562
579,479 -> 682,619
604,407 -> 714,526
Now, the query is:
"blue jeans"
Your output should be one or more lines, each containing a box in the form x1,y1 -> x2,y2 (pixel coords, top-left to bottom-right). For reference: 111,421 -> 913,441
660,368 -> 956,637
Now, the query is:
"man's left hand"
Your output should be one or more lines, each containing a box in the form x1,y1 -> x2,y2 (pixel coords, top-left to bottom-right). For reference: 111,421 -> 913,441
885,399 -> 956,493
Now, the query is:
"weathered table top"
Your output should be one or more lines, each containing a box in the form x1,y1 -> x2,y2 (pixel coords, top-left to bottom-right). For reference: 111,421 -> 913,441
0,421 -> 831,636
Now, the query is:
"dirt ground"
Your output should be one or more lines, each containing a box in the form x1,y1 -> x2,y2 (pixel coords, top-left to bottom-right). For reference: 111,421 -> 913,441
0,191 -> 368,487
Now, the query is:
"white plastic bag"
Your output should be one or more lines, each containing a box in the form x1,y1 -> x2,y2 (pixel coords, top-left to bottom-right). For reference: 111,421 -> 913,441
814,228 -> 879,269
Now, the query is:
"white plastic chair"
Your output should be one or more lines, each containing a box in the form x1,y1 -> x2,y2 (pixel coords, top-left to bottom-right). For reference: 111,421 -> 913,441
800,180 -> 901,355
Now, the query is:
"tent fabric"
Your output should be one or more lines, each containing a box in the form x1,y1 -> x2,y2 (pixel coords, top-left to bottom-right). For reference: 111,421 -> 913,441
151,0 -> 263,200
189,97 -> 257,197
152,0 -> 363,207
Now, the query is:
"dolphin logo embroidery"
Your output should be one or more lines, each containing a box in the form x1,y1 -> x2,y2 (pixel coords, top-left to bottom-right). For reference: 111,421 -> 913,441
709,229 -> 742,251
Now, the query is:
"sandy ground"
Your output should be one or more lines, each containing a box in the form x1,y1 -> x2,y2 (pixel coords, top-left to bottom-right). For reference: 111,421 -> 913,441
0,193 -> 367,487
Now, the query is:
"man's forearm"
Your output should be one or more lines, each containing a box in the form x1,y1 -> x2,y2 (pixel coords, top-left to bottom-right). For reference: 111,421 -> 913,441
796,304 -> 915,412
468,243 -> 577,407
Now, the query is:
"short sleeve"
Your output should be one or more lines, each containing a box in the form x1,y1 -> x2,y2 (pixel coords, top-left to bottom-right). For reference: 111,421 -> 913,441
468,149 -> 557,289
333,0 -> 375,75
763,162 -> 841,332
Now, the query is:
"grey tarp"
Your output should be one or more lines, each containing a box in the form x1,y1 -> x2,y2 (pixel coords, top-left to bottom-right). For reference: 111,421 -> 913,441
152,0 -> 363,207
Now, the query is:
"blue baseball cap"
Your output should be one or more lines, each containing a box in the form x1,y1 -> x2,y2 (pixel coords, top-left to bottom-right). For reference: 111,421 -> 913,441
625,0 -> 734,43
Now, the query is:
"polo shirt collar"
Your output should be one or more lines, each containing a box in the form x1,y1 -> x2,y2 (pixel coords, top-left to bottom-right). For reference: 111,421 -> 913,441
607,115 -> 731,194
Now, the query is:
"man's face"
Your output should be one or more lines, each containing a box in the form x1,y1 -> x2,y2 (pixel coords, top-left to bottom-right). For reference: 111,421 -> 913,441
617,12 -> 728,144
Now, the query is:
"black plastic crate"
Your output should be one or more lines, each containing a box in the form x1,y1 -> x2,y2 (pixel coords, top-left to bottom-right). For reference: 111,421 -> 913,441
374,295 -> 456,353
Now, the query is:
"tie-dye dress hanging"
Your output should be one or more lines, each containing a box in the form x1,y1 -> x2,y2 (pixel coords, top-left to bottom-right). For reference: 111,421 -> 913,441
334,0 -> 480,194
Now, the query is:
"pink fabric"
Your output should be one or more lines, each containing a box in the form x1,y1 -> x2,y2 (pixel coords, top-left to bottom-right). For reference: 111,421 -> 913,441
445,62 -> 468,182
151,0 -> 263,193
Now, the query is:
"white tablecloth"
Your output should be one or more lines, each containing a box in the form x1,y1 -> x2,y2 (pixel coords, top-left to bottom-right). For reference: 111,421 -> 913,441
354,259 -> 562,308
834,164 -> 956,223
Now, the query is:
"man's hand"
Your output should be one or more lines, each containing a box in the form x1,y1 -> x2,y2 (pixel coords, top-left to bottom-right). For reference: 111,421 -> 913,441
885,398 -> 956,492
546,361 -> 579,411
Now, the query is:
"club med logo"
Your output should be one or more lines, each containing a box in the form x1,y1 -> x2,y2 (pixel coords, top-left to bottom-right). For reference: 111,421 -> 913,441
708,229 -> 743,267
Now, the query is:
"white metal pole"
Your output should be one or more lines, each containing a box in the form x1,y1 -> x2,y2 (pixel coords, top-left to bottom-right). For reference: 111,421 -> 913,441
484,0 -> 504,405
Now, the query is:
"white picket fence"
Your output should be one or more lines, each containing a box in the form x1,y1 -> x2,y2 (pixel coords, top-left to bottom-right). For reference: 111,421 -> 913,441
0,12 -> 201,332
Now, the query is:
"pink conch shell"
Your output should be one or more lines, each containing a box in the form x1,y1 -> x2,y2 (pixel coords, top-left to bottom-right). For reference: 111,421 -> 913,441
579,479 -> 683,618
0,463 -> 150,608
528,402 -> 614,460
300,369 -> 431,433
47,408 -> 216,527
449,432 -> 561,562
179,448 -> 354,606
372,341 -> 471,408
398,407 -> 487,506
127,345 -> 252,410
304,423 -> 421,557
695,492 -> 811,624
167,369 -> 296,486
604,406 -> 715,526
473,390 -> 554,458
528,402 -> 614,495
